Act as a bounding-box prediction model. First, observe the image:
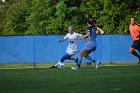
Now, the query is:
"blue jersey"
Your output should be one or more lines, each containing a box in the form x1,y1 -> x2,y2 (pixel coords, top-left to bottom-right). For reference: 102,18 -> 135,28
85,26 -> 97,51
86,26 -> 96,43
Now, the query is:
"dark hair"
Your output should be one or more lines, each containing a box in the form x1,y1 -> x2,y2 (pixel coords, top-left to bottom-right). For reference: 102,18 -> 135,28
131,16 -> 137,20
87,17 -> 96,26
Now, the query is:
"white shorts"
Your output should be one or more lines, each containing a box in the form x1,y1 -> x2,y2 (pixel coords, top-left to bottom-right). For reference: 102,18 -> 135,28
66,49 -> 76,56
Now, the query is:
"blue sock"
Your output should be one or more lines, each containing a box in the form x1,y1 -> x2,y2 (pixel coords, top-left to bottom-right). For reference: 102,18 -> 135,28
77,57 -> 83,69
86,56 -> 96,63
60,54 -> 71,62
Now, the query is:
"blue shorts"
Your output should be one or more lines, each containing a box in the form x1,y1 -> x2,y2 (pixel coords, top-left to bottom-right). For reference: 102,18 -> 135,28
85,43 -> 96,52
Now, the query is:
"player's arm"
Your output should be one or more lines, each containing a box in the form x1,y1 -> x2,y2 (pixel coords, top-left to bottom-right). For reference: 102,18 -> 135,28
82,32 -> 90,39
124,29 -> 130,33
58,34 -> 68,42
58,38 -> 67,42
76,33 -> 89,44
136,33 -> 140,38
76,31 -> 90,40
96,27 -> 104,34
76,33 -> 83,40
136,27 -> 140,38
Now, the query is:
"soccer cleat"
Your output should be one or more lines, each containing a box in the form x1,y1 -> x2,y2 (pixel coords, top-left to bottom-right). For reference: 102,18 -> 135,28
95,61 -> 99,69
75,58 -> 78,63
71,67 -> 79,70
49,66 -> 57,68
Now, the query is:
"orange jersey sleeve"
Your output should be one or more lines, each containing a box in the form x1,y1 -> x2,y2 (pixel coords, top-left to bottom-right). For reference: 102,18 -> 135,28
129,24 -> 140,41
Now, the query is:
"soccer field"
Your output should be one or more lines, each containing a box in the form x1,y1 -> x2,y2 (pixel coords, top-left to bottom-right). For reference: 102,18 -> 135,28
0,63 -> 140,93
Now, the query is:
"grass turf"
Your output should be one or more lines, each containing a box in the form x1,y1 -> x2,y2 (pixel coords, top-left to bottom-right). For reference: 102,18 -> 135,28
0,63 -> 140,93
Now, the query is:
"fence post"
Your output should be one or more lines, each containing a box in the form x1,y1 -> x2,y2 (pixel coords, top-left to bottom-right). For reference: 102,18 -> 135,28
110,35 -> 113,64
33,36 -> 36,68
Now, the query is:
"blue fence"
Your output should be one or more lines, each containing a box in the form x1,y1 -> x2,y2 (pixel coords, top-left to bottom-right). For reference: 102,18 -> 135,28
0,35 -> 138,63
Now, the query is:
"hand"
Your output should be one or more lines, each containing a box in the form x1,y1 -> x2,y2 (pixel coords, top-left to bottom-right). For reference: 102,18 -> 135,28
124,29 -> 129,33
58,40 -> 61,42
96,27 -> 104,34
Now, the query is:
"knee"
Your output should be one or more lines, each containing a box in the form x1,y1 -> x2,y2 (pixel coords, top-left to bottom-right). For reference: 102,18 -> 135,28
129,48 -> 135,53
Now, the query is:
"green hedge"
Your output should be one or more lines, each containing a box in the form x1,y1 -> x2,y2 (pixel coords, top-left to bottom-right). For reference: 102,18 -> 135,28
0,0 -> 140,35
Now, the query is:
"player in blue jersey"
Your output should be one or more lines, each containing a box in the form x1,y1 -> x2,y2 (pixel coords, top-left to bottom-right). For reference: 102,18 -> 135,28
71,17 -> 101,70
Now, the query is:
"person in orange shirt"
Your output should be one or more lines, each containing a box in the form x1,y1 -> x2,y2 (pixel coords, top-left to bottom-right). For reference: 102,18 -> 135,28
125,17 -> 140,64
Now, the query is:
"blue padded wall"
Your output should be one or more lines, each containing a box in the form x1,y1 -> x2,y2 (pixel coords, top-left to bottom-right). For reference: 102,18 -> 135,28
0,35 -> 137,63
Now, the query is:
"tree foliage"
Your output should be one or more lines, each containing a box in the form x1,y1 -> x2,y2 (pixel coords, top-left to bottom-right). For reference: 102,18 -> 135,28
0,0 -> 140,35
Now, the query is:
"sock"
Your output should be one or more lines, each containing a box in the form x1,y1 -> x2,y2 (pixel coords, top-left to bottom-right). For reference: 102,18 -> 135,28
86,55 -> 96,63
77,57 -> 83,69
132,51 -> 140,58
60,54 -> 71,62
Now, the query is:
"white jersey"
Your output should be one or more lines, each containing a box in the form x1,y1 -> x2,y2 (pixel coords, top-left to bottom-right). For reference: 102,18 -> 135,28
64,32 -> 82,55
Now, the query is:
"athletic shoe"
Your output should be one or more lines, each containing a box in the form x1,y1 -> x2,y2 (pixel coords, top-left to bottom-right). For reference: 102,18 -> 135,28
49,66 -> 57,68
71,67 -> 79,70
95,61 -> 99,69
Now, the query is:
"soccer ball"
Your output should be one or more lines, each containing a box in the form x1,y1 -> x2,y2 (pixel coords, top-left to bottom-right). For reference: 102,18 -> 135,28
56,62 -> 65,68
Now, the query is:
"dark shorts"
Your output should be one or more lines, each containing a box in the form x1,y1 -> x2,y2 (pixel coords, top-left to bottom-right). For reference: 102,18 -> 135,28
131,40 -> 140,49
85,46 -> 96,55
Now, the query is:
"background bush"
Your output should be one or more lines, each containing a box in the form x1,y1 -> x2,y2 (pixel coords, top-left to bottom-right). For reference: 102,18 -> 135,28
0,0 -> 140,35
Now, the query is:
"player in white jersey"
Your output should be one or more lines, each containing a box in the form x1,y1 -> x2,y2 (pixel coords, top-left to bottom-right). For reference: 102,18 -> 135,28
50,25 -> 82,68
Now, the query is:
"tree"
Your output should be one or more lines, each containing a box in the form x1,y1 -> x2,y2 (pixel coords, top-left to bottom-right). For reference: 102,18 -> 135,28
1,0 -> 140,35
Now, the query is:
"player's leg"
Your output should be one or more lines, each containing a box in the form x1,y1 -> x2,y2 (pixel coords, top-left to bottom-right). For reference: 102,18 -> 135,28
50,54 -> 71,68
84,43 -> 99,66
130,41 -> 140,64
129,47 -> 140,64
83,50 -> 96,63
83,50 -> 99,69
83,43 -> 96,62
60,54 -> 71,62
72,43 -> 98,69
137,48 -> 140,64
138,48 -> 140,53
66,51 -> 78,63
69,57 -> 78,63
130,41 -> 140,56
77,48 -> 92,69
129,47 -> 140,58
76,48 -> 88,69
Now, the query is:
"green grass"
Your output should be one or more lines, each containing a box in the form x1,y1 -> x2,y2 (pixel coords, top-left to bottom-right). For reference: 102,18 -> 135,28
0,63 -> 140,93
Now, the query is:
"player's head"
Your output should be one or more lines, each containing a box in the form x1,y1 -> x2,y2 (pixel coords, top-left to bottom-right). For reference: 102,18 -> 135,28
131,17 -> 136,25
68,25 -> 74,34
87,17 -> 96,27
